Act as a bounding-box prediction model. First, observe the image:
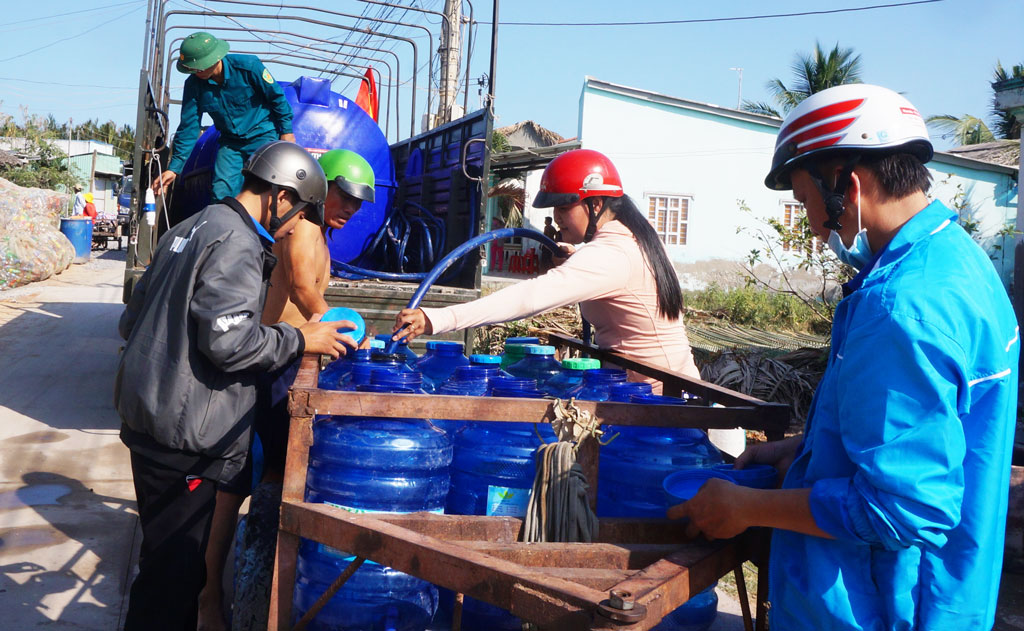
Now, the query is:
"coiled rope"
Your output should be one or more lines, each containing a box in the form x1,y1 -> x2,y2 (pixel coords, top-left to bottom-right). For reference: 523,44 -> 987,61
522,399 -> 611,543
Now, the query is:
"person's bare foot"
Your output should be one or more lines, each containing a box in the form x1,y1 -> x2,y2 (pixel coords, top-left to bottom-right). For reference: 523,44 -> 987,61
196,588 -> 227,631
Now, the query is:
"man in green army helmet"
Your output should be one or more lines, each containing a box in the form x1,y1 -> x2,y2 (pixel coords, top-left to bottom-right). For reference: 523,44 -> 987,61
200,148 -> 376,631
152,31 -> 296,202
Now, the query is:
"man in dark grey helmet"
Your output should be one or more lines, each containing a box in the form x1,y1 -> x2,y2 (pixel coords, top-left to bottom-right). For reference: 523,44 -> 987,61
115,141 -> 358,630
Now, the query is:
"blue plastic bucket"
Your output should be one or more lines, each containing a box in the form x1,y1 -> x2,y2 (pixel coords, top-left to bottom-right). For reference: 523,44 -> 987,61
712,464 -> 778,489
60,217 -> 93,264
662,469 -> 733,503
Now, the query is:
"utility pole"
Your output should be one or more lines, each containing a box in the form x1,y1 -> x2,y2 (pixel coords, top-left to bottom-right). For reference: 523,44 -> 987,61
436,0 -> 463,127
488,0 -> 499,110
729,67 -> 743,109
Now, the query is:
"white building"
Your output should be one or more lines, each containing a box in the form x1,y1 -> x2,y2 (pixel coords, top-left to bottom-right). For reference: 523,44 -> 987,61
520,77 -> 1019,290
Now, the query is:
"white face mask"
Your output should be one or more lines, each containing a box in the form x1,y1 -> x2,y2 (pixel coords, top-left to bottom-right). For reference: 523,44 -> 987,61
827,190 -> 873,270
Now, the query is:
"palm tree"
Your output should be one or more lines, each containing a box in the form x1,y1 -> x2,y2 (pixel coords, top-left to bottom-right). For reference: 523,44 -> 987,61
925,114 -> 995,146
741,42 -> 863,118
990,61 -> 1023,140
926,61 -> 1023,145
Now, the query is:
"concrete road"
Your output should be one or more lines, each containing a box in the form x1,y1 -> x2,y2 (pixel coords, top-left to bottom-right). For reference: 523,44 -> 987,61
0,249 -> 137,630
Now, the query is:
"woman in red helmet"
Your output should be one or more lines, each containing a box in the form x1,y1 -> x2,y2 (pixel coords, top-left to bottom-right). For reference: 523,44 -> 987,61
393,148 -> 701,391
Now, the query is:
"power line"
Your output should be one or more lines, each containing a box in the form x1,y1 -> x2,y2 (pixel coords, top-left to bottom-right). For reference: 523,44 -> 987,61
0,77 -> 135,91
477,0 -> 944,26
0,5 -> 145,63
0,0 -> 145,27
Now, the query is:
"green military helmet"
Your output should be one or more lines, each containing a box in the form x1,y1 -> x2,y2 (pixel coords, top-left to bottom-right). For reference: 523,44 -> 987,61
177,32 -> 230,74
318,149 -> 375,203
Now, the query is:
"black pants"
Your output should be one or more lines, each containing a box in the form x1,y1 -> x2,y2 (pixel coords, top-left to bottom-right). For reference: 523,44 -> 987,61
124,451 -> 218,631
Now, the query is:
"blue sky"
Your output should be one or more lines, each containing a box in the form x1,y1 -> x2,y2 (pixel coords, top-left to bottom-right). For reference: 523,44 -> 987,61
0,0 -> 1021,151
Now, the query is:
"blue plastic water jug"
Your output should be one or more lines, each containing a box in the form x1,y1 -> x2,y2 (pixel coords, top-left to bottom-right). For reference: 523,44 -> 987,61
545,357 -> 602,398
567,368 -> 629,401
499,340 -> 540,369
295,384 -> 451,630
376,333 -> 419,367
607,381 -> 655,402
598,394 -> 722,518
416,341 -> 469,393
505,345 -> 562,385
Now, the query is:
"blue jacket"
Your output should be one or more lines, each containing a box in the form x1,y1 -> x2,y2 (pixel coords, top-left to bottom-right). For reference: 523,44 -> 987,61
168,54 -> 293,174
770,200 -> 1019,630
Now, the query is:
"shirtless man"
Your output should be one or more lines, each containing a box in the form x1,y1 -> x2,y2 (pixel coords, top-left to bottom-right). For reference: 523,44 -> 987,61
198,149 -> 376,631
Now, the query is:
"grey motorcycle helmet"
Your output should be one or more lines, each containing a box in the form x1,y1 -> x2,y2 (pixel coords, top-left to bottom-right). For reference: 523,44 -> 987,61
242,140 -> 327,226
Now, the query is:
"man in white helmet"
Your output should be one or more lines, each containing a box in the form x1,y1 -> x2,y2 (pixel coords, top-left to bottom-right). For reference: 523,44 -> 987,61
670,84 -> 1018,630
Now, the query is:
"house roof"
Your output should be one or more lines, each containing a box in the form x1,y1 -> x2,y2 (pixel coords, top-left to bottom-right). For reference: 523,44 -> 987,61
495,120 -> 565,147
68,152 -> 123,179
490,139 -> 582,175
945,140 -> 1020,168
584,76 -> 1019,176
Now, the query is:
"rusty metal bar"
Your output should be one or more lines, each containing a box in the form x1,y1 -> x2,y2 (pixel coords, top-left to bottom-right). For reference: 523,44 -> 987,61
734,566 -> 754,631
280,501 -> 608,625
290,388 -> 781,431
292,556 -> 365,631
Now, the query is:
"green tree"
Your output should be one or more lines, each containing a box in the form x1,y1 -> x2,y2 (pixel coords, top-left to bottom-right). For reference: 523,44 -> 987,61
741,42 -> 863,117
926,61 -> 1023,145
0,110 -> 79,191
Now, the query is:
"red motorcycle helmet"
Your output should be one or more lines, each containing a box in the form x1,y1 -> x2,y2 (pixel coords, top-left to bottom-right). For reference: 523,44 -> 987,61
532,149 -> 624,208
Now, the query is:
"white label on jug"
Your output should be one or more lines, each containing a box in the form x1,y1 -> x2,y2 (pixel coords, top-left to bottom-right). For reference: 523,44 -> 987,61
486,486 -> 530,517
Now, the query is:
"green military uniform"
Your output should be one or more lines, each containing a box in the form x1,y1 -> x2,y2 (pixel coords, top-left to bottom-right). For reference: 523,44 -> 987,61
169,34 -> 293,200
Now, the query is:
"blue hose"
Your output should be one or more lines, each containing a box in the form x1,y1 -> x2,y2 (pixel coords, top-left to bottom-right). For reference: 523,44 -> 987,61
387,228 -> 562,353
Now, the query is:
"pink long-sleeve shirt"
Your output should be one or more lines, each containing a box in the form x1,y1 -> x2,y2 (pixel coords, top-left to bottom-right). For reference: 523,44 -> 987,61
422,220 -> 700,388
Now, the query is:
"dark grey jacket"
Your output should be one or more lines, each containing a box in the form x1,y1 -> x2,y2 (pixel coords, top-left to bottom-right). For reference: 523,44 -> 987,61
115,200 -> 303,482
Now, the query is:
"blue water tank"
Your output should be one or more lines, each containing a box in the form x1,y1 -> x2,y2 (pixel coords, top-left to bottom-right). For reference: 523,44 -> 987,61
296,387 -> 451,630
598,394 -> 722,518
174,76 -> 395,264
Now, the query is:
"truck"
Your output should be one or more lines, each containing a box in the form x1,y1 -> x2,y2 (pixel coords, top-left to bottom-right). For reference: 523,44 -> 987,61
124,0 -> 504,351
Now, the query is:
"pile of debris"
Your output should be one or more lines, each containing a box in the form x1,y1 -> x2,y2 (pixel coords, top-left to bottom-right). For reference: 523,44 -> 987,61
0,177 -> 74,290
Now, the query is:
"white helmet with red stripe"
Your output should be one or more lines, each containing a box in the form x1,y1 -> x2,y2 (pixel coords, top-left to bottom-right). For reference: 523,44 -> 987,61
764,84 -> 933,191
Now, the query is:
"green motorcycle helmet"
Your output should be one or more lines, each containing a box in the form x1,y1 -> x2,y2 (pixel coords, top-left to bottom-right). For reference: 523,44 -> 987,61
318,149 -> 375,203
177,32 -> 229,74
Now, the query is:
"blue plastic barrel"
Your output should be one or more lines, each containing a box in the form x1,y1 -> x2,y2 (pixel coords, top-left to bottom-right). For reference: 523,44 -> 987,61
597,394 -> 722,518
416,341 -> 469,393
60,217 -> 93,264
296,385 -> 451,630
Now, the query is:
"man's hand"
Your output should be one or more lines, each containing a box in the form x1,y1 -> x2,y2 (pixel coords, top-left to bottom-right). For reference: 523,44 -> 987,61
735,434 -> 802,482
667,478 -> 755,541
152,170 -> 177,195
280,133 -> 296,143
393,308 -> 432,342
298,314 -> 359,359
